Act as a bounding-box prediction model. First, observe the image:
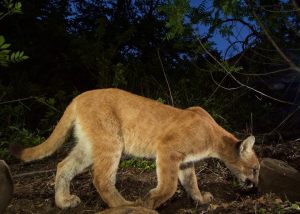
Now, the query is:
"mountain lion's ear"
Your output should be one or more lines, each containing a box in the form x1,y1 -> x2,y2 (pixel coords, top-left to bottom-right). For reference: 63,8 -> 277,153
239,135 -> 255,155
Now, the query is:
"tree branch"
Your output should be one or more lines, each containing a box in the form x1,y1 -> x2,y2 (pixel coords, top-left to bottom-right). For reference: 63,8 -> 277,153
156,48 -> 174,106
212,18 -> 259,36
249,2 -> 300,72
197,38 -> 296,105
0,12 -> 10,21
268,105 -> 300,135
291,0 -> 300,17
0,96 -> 60,112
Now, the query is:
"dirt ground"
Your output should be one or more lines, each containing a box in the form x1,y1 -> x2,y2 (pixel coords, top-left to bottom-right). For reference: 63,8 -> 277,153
5,140 -> 300,214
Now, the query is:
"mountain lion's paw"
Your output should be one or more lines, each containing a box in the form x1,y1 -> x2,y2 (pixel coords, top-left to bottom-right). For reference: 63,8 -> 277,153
201,192 -> 213,204
134,197 -> 156,209
134,198 -> 143,206
56,194 -> 81,209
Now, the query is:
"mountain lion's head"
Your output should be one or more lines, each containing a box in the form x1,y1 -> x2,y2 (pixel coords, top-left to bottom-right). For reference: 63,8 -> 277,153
225,136 -> 260,188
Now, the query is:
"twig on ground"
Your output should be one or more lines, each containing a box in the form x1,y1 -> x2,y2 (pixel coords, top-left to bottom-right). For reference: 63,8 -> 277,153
12,169 -> 56,178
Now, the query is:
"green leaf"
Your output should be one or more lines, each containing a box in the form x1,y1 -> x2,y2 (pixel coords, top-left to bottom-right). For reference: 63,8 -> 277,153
159,0 -> 190,40
0,49 -> 11,55
12,2 -> 22,14
10,52 -> 15,62
0,43 -> 11,49
15,2 -> 22,10
0,36 -> 5,46
291,203 -> 300,209
47,98 -> 56,106
7,51 -> 29,64
258,208 -> 266,214
8,3 -> 14,9
15,51 -> 20,58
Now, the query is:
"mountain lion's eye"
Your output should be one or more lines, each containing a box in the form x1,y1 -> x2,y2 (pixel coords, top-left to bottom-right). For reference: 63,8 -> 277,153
252,168 -> 258,176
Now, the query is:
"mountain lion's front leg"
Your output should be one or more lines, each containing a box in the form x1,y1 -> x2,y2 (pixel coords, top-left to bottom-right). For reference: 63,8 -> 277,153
141,151 -> 183,209
178,163 -> 213,204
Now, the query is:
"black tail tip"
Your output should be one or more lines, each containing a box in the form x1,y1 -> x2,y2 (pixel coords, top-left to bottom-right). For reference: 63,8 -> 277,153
9,143 -> 24,159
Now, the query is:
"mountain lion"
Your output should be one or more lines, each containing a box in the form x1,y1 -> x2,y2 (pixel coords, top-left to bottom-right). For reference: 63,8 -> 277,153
11,88 -> 260,209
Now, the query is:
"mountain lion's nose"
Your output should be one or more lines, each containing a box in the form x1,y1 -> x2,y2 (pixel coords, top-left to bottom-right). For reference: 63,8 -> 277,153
245,178 -> 258,187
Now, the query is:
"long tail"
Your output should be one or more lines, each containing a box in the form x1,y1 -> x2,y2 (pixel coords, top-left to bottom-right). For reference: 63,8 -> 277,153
11,102 -> 76,162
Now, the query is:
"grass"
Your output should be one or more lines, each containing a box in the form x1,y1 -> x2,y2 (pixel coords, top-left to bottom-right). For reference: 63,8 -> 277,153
120,158 -> 156,171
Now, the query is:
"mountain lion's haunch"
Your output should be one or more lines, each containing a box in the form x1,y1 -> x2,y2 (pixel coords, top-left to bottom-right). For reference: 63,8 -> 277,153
11,88 -> 260,209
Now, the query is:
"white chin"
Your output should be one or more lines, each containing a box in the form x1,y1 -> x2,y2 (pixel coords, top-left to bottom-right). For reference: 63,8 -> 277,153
239,179 -> 253,189
246,183 -> 253,188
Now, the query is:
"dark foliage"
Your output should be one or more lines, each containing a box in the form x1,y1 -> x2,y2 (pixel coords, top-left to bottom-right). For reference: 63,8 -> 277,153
0,0 -> 299,157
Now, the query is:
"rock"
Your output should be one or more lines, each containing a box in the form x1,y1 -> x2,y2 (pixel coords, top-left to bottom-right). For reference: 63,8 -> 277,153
258,158 -> 300,201
97,206 -> 158,214
0,160 -> 14,214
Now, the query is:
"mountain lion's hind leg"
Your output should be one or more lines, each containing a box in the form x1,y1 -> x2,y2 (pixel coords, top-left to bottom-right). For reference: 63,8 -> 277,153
178,163 -> 213,205
92,138 -> 133,207
55,142 -> 92,209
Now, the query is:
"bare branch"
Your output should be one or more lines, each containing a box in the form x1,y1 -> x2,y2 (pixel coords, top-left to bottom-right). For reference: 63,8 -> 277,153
197,39 -> 296,105
209,72 -> 243,91
156,48 -> 174,106
249,2 -> 300,72
212,18 -> 259,35
268,105 -> 300,135
0,97 -> 35,105
260,5 -> 300,13
291,0 -> 300,17
0,96 -> 60,112
236,67 -> 291,76
0,12 -> 10,21
224,40 -> 244,60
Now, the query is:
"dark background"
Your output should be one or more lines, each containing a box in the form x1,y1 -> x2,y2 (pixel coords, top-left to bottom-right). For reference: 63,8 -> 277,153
1,0 -> 300,157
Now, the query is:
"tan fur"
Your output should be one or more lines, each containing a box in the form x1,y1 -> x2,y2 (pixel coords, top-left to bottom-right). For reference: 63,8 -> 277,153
12,88 -> 260,209
0,160 -> 14,213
